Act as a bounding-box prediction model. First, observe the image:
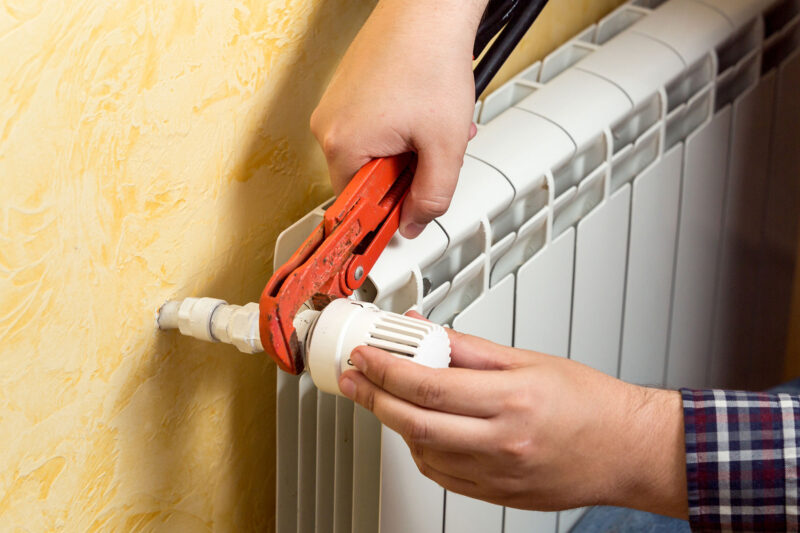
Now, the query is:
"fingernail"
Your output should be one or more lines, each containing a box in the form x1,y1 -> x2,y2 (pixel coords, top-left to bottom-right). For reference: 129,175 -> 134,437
339,376 -> 356,398
350,349 -> 366,371
401,222 -> 425,239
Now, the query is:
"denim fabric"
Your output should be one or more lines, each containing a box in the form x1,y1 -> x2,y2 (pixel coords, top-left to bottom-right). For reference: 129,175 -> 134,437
571,506 -> 690,533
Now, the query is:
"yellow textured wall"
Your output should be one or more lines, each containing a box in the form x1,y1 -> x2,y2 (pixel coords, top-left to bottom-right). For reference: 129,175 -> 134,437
0,0 -> 624,530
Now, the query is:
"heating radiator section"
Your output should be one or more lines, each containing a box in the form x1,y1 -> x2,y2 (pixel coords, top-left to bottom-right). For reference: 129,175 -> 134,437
276,0 -> 800,531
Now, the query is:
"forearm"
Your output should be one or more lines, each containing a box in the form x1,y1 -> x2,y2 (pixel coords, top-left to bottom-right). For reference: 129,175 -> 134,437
372,0 -> 490,39
349,0 -> 489,68
605,385 -> 688,519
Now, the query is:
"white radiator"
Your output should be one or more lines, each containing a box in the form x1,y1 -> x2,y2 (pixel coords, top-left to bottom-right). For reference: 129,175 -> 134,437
275,0 -> 800,530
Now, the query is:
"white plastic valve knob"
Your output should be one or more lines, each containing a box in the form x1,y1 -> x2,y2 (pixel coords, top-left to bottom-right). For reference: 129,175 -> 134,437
304,299 -> 451,396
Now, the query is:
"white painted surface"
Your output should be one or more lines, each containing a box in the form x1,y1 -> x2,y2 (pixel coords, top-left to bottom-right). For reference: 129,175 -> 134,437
445,275 -> 516,533
619,146 -> 683,386
576,31 -> 685,106
437,157 -> 515,245
505,508 -> 558,533
666,108 -> 732,389
333,398 -> 354,533
315,392 -> 336,533
515,229 -> 576,357
559,507 -> 586,533
276,371 -> 299,533
709,74 -> 775,389
466,108 -> 576,195
515,68 -> 631,148
353,406 -> 381,533
570,185 -> 631,376
298,374 -> 318,533
631,0 -> 733,66
753,49 -> 800,390
379,428 -> 444,533
453,274 -> 515,345
444,492 -> 503,533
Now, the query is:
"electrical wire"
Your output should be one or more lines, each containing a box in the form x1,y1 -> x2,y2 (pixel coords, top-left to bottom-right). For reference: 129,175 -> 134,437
474,0 -> 520,58
473,0 -> 550,98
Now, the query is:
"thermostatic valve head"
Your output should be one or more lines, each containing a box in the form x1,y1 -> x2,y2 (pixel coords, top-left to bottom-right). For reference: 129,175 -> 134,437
305,299 -> 451,396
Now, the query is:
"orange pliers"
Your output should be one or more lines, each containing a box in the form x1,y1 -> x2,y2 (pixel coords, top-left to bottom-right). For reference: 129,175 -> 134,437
259,154 -> 414,374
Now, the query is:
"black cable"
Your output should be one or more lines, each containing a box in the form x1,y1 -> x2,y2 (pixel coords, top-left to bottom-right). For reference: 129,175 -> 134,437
474,0 -> 520,58
473,0 -> 549,98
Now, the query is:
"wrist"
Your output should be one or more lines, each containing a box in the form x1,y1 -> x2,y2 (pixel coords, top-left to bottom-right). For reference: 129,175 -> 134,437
610,385 -> 688,519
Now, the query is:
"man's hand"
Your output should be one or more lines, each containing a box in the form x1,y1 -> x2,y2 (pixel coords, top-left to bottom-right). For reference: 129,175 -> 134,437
338,321 -> 689,519
311,0 -> 487,239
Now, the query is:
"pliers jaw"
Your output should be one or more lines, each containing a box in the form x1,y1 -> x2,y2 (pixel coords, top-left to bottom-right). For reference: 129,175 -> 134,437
259,154 -> 415,375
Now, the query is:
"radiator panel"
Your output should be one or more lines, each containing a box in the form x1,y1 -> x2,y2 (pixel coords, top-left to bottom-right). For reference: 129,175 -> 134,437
444,275 -> 516,533
444,493 -> 503,533
315,392 -> 336,533
274,2 -> 800,531
352,406 -> 381,533
619,145 -> 683,386
709,73 -> 776,389
505,508 -> 558,533
559,508 -> 587,533
333,398 -> 354,533
379,428 -> 443,533
754,48 -> 800,390
571,182 -> 631,376
515,229 -> 576,357
298,375 -> 319,533
666,108 -> 733,389
276,371 -> 300,533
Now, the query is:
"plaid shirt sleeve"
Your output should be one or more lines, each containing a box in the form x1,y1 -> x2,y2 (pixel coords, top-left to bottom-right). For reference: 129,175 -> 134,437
681,389 -> 800,532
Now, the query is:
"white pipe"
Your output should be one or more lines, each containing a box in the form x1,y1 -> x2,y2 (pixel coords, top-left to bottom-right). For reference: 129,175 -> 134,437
156,297 -> 451,395
157,297 -> 263,353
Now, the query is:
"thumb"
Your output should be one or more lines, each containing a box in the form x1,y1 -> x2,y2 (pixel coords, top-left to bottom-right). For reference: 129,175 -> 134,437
400,145 -> 463,238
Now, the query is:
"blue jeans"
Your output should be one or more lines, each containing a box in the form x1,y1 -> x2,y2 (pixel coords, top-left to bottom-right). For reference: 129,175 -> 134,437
570,378 -> 800,533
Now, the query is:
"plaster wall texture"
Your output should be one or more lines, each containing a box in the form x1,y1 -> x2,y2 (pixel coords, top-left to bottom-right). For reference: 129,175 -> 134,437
0,0 -> 623,530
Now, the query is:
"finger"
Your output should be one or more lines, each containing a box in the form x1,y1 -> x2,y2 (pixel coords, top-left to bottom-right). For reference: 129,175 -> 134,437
310,112 -> 363,194
311,118 -> 400,194
350,346 -> 505,417
399,144 -> 463,238
416,447 -> 482,484
339,369 -> 492,452
405,310 -> 425,320
446,328 -> 524,370
468,122 -> 478,140
412,454 -> 483,498
327,148 -> 373,195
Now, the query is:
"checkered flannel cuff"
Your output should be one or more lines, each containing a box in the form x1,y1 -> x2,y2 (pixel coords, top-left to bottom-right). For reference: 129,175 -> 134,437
681,389 -> 800,532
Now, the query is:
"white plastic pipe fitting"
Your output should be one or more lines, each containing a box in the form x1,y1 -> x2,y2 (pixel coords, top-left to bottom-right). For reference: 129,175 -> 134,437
157,297 -> 451,396
156,297 -> 263,354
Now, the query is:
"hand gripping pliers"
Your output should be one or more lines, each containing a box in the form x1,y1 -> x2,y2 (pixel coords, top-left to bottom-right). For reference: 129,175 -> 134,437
259,0 -> 549,374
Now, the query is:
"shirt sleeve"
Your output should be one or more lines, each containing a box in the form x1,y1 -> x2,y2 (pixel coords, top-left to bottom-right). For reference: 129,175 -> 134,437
681,389 -> 800,532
